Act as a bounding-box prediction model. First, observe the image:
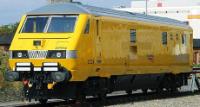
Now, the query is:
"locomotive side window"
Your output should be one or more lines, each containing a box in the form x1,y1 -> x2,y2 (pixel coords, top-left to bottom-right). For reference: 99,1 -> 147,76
182,34 -> 187,44
130,29 -> 136,43
162,32 -> 167,45
96,20 -> 99,35
84,20 -> 90,34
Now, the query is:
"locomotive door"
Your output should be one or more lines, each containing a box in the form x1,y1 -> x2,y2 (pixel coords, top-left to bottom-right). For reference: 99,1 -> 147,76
169,33 -> 181,56
95,19 -> 102,65
168,33 -> 179,64
168,33 -> 175,55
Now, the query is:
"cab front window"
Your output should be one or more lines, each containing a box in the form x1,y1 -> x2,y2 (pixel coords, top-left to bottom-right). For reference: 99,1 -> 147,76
47,16 -> 77,33
21,15 -> 77,33
21,16 -> 48,33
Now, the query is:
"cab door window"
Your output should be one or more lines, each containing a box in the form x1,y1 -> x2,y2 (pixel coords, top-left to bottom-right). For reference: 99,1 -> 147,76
84,20 -> 90,34
182,34 -> 187,45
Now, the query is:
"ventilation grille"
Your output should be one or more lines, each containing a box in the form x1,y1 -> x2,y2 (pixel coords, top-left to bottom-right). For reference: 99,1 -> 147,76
28,50 -> 48,59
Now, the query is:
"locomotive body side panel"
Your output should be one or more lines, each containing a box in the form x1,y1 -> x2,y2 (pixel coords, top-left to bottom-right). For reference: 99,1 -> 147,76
90,16 -> 193,77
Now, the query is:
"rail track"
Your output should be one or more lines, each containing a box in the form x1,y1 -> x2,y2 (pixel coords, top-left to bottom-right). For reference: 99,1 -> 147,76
1,77 -> 199,107
4,89 -> 197,107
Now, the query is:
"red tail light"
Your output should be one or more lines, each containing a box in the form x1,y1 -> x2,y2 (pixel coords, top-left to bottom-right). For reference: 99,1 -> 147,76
23,80 -> 29,85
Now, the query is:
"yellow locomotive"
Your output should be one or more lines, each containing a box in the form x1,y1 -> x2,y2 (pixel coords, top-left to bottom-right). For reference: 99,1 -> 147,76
5,3 -> 193,103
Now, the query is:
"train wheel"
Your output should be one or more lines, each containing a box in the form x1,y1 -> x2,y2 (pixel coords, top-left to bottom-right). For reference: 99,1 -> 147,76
142,89 -> 148,94
39,99 -> 48,104
76,94 -> 86,104
64,99 -> 70,103
170,87 -> 178,93
126,90 -> 132,95
156,88 -> 163,93
98,93 -> 107,105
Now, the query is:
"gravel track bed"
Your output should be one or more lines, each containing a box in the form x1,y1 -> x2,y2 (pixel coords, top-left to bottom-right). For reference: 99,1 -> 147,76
106,92 -> 200,107
0,89 -> 23,103
106,79 -> 200,107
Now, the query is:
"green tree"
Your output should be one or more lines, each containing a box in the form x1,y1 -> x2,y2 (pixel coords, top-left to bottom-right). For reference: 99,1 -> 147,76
0,22 -> 20,89
0,23 -> 19,36
0,48 -> 9,88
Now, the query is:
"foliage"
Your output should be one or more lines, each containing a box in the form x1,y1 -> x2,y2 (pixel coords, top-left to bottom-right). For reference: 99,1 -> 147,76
0,46 -> 22,91
0,23 -> 19,36
193,64 -> 200,67
0,49 -> 10,88
0,23 -> 22,90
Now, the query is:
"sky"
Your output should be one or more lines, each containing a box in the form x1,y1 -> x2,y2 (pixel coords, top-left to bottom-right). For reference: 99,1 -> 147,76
0,0 -> 131,25
0,0 -> 200,25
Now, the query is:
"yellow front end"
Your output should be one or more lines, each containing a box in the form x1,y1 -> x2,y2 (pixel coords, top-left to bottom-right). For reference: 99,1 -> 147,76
7,14 -> 90,82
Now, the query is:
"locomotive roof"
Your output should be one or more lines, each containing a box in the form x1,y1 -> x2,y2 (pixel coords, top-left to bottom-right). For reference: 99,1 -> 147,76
27,3 -> 191,29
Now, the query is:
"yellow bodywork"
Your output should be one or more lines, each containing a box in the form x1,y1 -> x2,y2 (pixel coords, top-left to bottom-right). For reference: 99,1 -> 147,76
9,13 -> 193,81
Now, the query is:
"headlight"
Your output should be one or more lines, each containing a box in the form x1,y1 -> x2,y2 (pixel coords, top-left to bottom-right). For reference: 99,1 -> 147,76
17,52 -> 22,58
56,52 -> 62,58
12,51 -> 28,59
47,50 -> 66,59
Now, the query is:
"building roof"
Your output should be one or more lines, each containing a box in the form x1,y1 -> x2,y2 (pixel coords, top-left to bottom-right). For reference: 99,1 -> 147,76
194,39 -> 200,49
0,35 -> 13,46
27,3 -> 191,29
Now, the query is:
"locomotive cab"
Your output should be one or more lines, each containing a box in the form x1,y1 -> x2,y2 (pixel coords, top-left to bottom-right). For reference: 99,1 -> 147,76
6,14 -> 91,84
